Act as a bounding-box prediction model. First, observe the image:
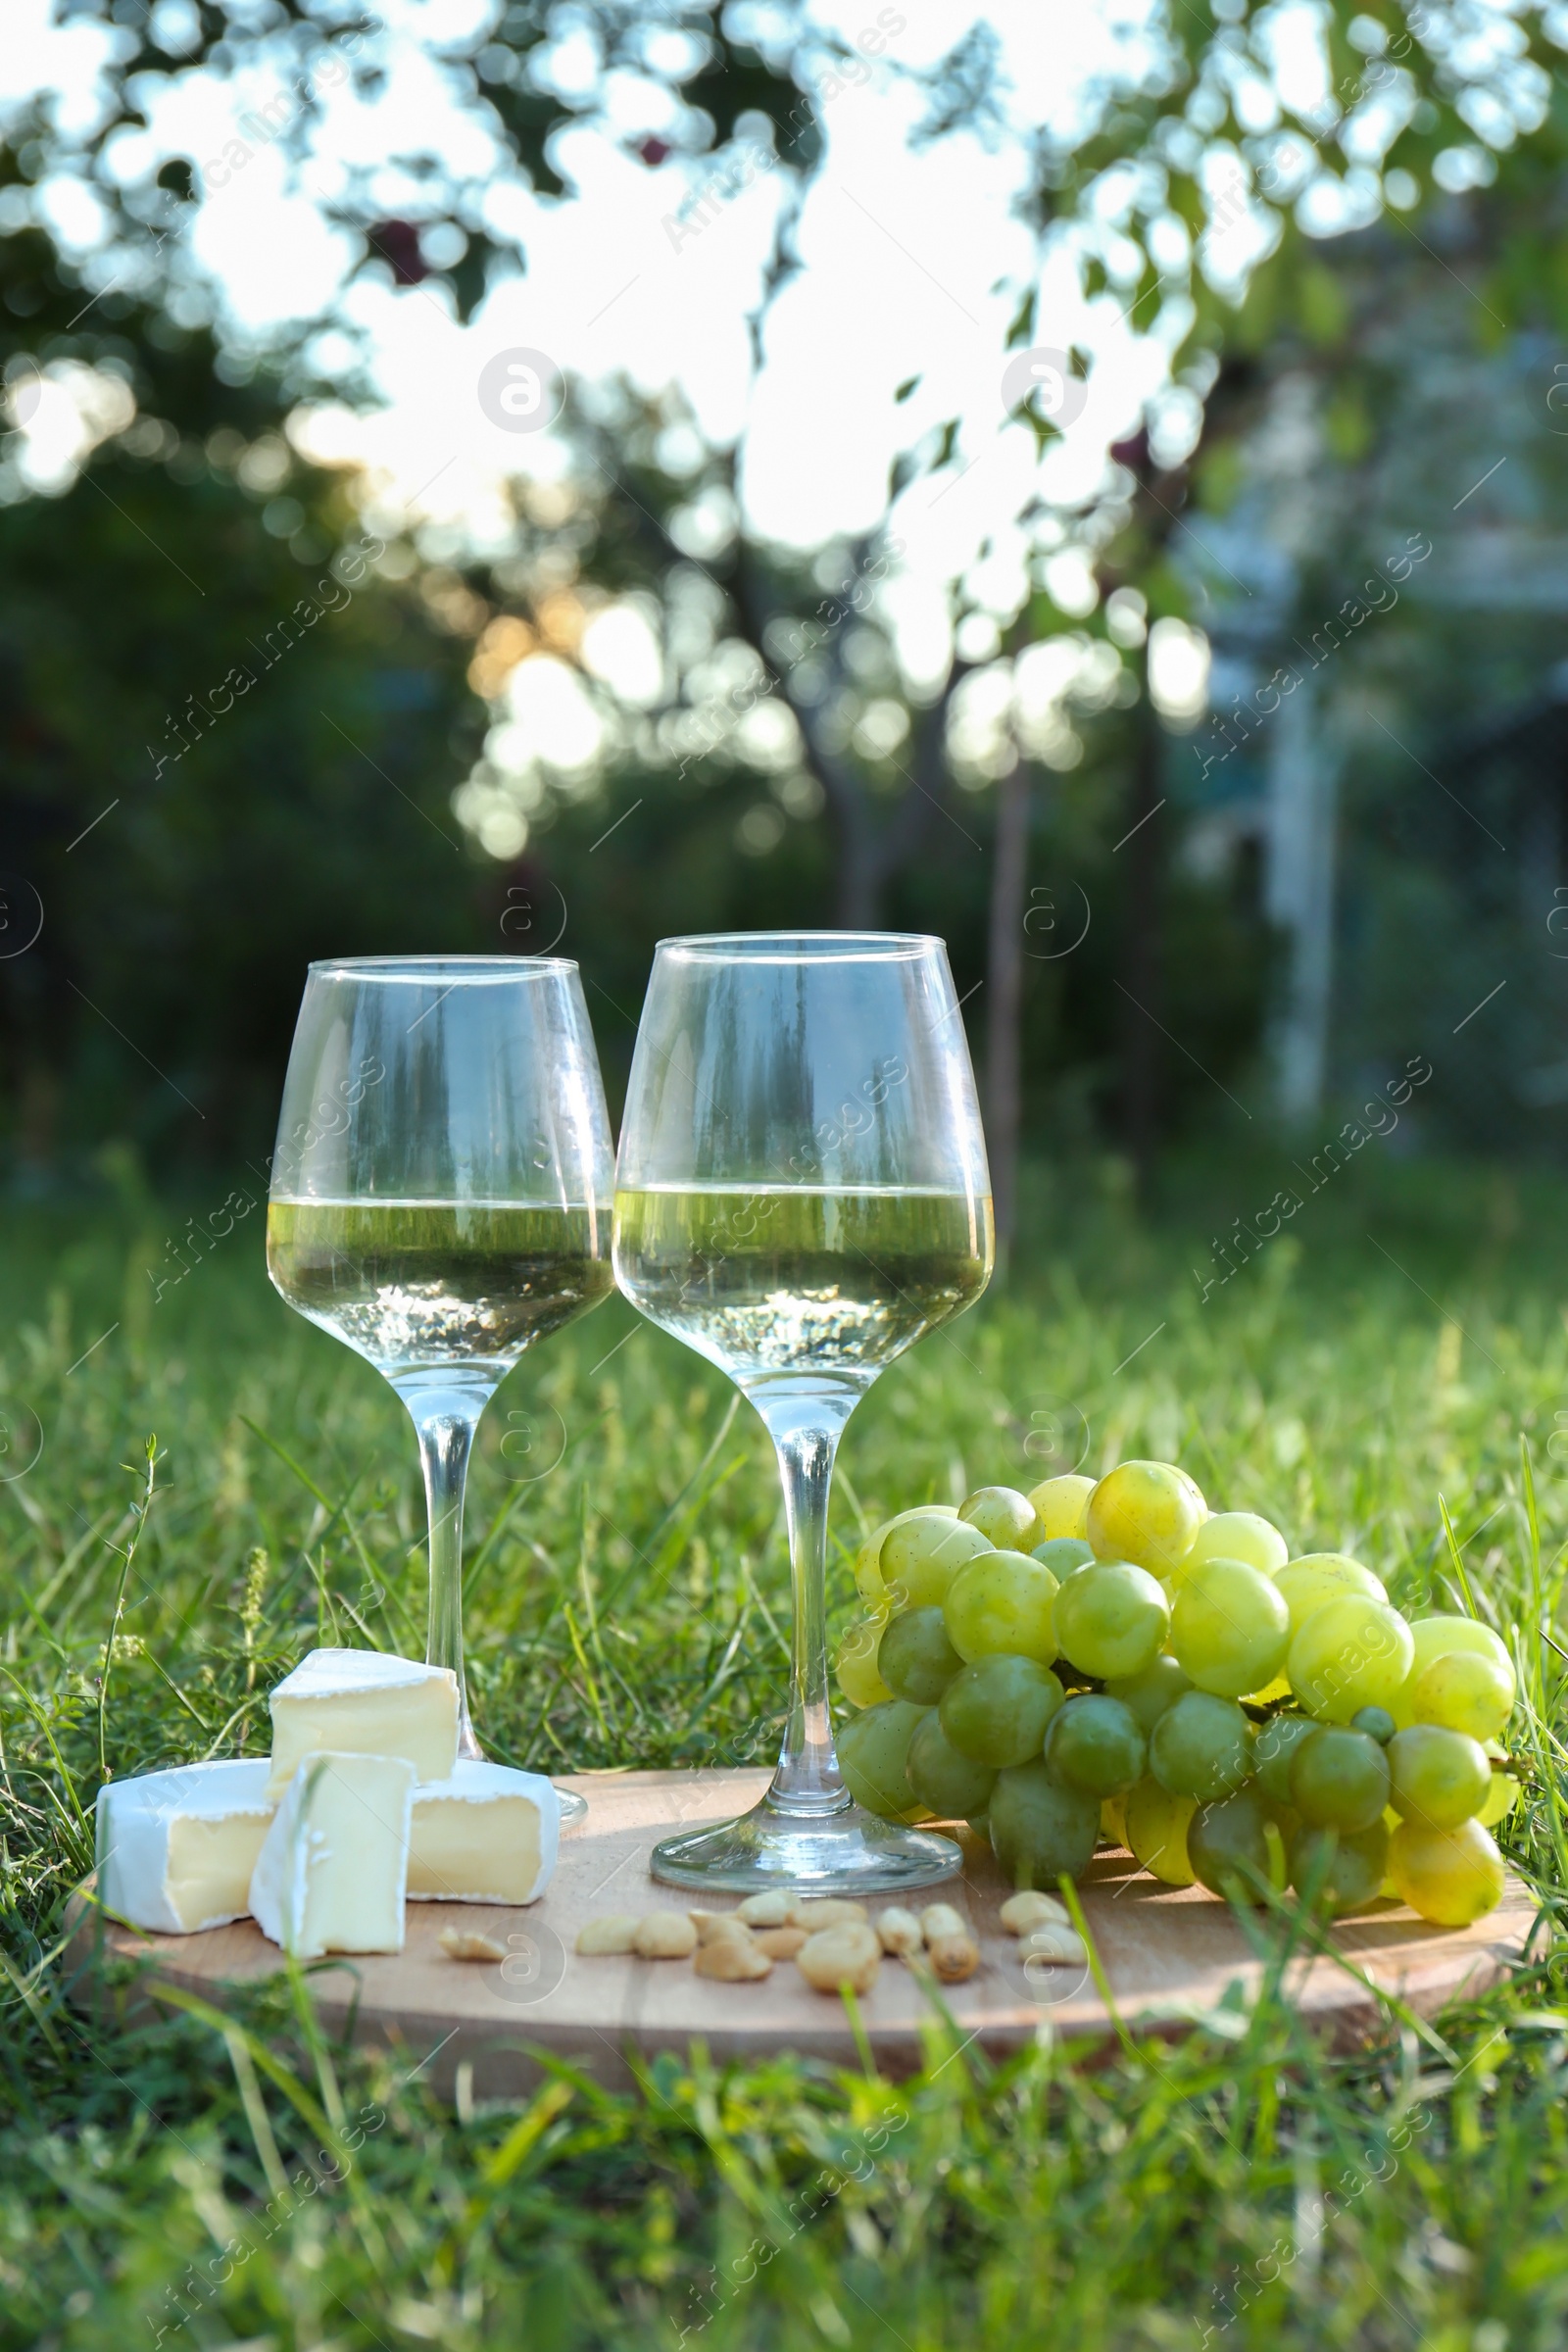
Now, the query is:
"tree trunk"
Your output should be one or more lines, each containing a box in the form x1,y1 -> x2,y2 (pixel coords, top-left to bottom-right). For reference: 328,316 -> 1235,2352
1264,677 -> 1338,1120
986,762 -> 1031,1267
834,810 -> 883,928
727,546 -> 976,934
1118,685 -> 1164,1200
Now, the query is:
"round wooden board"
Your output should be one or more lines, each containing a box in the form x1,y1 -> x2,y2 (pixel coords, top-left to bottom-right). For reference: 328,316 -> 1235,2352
69,1768 -> 1538,2099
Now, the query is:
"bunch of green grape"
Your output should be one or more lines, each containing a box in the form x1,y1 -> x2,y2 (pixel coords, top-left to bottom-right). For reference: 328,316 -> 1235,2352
834,1462 -> 1520,1927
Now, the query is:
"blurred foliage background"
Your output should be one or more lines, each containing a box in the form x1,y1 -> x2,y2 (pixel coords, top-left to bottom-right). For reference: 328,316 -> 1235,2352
5,0 -> 1568,1229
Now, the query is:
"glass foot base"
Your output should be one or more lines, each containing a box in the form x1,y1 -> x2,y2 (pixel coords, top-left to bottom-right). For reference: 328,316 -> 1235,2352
649,1796 -> 961,1897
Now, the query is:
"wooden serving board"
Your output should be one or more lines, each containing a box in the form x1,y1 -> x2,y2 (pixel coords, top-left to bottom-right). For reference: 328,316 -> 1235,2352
69,1769 -> 1537,2099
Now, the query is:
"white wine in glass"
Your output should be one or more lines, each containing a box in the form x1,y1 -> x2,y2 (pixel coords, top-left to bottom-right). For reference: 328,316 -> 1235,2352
267,957 -> 614,1808
266,1201 -> 611,1370
614,931 -> 994,1894
611,1187 -> 990,1377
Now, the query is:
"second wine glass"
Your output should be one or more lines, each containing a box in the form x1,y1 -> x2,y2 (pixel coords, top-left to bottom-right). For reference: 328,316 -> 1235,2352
613,931 -> 994,1894
267,956 -> 614,1802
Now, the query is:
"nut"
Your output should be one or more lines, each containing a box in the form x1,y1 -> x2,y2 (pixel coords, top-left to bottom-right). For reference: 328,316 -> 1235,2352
927,1933 -> 980,1984
694,1936 -> 772,1982
875,1905 -> 924,1957
634,1912 -> 699,1960
1018,1924 -> 1087,1965
752,1926 -> 808,1960
1000,1890 -> 1069,1936
438,1928 -> 506,1963
789,1896 -> 868,1932
689,1910 -> 755,1946
796,1922 -> 881,1996
919,1902 -> 968,1942
736,1891 -> 792,1928
575,1915 -> 641,1956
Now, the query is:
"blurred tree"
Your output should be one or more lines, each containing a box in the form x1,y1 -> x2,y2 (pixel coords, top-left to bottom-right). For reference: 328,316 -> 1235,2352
1187,209 -> 1568,1155
0,138 -> 479,1173
12,0 -> 1568,1203
971,0 -> 1568,1197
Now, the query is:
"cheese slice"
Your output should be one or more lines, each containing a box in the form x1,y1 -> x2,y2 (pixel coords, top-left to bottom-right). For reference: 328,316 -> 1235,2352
95,1759 -> 276,1935
266,1647 -> 459,1798
249,1750 -> 416,1957
407,1761 -> 560,1904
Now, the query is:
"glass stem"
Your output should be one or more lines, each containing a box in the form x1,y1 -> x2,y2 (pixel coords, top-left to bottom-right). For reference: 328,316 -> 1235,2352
399,1381 -> 489,1760
758,1395 -> 857,1817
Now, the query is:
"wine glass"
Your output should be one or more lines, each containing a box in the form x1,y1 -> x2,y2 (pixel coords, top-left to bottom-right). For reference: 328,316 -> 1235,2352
267,956 -> 614,1816
613,931 -> 994,1893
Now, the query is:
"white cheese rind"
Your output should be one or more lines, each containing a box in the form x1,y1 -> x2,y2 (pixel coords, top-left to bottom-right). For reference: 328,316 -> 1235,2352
407,1761 -> 560,1904
272,1648 -> 443,1698
95,1760 -> 275,1935
249,1750 -> 416,1957
266,1647 -> 459,1797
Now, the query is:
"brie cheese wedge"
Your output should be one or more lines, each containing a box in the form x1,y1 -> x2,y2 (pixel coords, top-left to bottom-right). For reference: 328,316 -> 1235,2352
407,1761 -> 560,1904
249,1750 -> 416,1957
95,1759 -> 276,1935
265,1647 -> 459,1798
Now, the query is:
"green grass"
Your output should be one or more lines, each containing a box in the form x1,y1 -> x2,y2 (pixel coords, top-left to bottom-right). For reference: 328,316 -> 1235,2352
5,1151 -> 1568,2350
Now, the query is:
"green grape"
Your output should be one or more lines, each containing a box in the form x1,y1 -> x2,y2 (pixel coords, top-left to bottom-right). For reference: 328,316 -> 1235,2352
854,1522 -> 897,1607
958,1485 -> 1041,1548
837,1700 -> 930,1821
1125,1778 -> 1198,1886
1027,1472 -> 1095,1542
1388,1815 -> 1505,1926
1171,1558 -> 1291,1698
835,1614 -> 893,1708
1101,1792 -> 1128,1847
1185,1510 -> 1289,1579
1243,1673 -> 1294,1708
1105,1655 -> 1193,1735
1478,1741 -> 1521,1829
1273,1553 -> 1385,1637
943,1549 -> 1058,1664
878,1510 -> 992,1610
989,1758 -> 1101,1886
1054,1561 -> 1170,1680
1289,1726 -> 1391,1833
1033,1536 -> 1096,1577
1086,1459 -> 1207,1575
906,1710 -> 998,1820
1148,1690 -> 1255,1801
1253,1711 -> 1318,1804
877,1606 -> 963,1703
854,1504 -> 959,1605
1387,1724 -> 1491,1830
1350,1705 -> 1396,1744
1188,1788 -> 1289,1902
940,1654 -> 1064,1766
1289,1819 -> 1389,1916
1287,1593 -> 1413,1722
1411,1648 -> 1515,1742
1043,1693 -> 1147,1798
1391,1614 -> 1513,1729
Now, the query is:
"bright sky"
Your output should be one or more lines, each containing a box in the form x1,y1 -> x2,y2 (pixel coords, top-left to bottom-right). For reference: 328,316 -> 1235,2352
3,0 -> 1179,579
10,0 -> 1527,851
3,0 -> 1543,563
